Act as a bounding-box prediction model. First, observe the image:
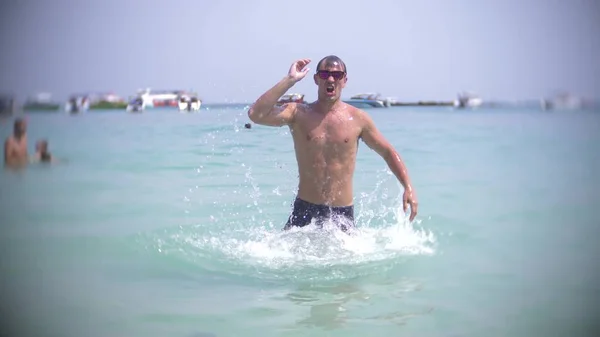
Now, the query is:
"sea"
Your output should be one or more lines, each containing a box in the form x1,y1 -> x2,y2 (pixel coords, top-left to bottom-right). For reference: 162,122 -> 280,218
0,105 -> 599,337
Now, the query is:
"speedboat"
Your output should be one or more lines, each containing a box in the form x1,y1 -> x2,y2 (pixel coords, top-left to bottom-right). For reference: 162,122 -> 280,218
344,93 -> 389,108
64,95 -> 89,114
135,88 -> 181,109
178,95 -> 202,112
276,93 -> 305,106
126,96 -> 144,113
453,92 -> 483,109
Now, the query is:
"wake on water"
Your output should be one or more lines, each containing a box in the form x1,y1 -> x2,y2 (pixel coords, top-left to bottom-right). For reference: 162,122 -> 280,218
147,189 -> 436,282
143,121 -> 437,282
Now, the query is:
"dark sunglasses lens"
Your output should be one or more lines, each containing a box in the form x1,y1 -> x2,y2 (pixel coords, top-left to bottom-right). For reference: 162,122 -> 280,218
318,71 -> 329,79
317,71 -> 344,80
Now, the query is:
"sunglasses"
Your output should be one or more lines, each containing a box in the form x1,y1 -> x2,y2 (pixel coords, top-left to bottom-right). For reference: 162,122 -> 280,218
316,70 -> 346,80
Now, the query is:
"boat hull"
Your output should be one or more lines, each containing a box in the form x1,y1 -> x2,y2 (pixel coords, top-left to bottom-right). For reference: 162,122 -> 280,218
178,100 -> 201,112
343,99 -> 386,108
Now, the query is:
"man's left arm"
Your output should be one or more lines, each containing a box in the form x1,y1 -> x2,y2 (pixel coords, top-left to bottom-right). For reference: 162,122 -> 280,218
359,112 -> 418,220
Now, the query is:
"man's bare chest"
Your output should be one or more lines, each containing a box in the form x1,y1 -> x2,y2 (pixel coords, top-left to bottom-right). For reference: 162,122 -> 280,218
9,139 -> 27,154
294,117 -> 360,151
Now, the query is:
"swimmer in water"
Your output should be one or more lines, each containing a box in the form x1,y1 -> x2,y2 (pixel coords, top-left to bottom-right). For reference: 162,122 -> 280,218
31,139 -> 57,163
248,56 -> 418,232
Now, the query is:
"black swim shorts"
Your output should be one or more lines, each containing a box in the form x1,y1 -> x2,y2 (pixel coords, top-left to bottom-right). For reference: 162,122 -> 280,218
283,197 -> 354,232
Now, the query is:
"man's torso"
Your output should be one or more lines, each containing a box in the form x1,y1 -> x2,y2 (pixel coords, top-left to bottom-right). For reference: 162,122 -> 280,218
4,136 -> 28,166
289,103 -> 363,206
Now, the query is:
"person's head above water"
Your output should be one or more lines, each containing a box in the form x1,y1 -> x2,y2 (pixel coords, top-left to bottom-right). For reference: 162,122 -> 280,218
313,55 -> 347,102
35,139 -> 53,162
13,117 -> 27,138
35,139 -> 48,153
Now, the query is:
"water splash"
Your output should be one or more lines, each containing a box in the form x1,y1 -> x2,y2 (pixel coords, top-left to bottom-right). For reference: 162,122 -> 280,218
145,191 -> 436,282
151,120 -> 437,282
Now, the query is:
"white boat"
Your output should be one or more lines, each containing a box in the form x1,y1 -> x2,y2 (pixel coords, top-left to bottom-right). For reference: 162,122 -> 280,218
541,92 -> 584,111
177,95 -> 202,112
126,96 -> 144,113
454,92 -> 483,109
64,95 -> 90,114
276,93 -> 305,106
344,93 -> 390,108
134,88 -> 182,110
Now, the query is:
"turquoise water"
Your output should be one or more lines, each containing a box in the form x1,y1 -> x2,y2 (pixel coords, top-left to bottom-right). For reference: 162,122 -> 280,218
1,106 -> 599,337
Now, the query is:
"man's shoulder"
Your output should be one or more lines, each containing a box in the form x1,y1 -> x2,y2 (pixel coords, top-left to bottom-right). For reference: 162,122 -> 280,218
294,101 -> 312,111
342,102 -> 365,114
289,102 -> 313,119
343,104 -> 371,125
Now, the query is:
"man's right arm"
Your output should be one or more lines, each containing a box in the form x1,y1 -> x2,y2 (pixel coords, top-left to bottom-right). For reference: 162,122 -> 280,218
247,76 -> 297,127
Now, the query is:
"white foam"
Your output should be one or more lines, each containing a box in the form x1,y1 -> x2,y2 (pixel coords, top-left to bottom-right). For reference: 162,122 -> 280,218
164,133 -> 437,281
159,200 -> 436,283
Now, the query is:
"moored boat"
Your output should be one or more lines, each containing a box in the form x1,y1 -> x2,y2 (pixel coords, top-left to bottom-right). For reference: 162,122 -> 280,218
64,94 -> 90,114
344,93 -> 390,108
453,92 -> 483,109
88,92 -> 128,110
178,94 -> 202,112
276,93 -> 305,106
23,93 -> 60,112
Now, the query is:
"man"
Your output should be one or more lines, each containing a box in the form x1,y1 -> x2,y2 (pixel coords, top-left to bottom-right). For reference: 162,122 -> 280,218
4,117 -> 28,168
248,56 -> 418,232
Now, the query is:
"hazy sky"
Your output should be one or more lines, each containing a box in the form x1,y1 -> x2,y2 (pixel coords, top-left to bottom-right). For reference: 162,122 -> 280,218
1,0 -> 598,103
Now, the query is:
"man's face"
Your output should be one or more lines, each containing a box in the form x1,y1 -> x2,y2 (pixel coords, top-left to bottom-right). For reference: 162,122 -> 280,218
36,141 -> 48,153
14,120 -> 26,136
314,61 -> 347,101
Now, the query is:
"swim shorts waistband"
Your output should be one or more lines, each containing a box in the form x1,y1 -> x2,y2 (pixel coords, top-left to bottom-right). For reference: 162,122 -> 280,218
283,197 -> 354,231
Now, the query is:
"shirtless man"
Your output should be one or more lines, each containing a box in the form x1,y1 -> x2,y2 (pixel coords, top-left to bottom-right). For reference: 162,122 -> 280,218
4,117 -> 28,168
248,56 -> 418,231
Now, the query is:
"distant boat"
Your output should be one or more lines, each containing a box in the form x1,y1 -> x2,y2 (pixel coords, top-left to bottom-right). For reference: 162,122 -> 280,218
135,88 -> 182,109
540,92 -> 585,111
454,92 -> 483,109
276,93 -> 305,106
344,92 -> 390,108
178,95 -> 202,112
87,92 -> 128,110
64,94 -> 89,114
126,96 -> 144,113
23,93 -> 60,112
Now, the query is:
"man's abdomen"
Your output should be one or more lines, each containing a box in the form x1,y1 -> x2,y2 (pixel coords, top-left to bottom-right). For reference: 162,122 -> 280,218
297,162 -> 355,207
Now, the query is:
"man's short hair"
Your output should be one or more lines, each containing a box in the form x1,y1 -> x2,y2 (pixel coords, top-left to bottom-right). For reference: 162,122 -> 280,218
316,55 -> 347,73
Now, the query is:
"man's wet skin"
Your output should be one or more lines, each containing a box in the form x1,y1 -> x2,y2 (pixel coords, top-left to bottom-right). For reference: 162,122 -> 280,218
4,118 -> 28,168
291,101 -> 364,207
248,56 -> 419,230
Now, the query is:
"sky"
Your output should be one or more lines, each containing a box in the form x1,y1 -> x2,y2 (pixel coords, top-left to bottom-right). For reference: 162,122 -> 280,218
0,0 -> 598,103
